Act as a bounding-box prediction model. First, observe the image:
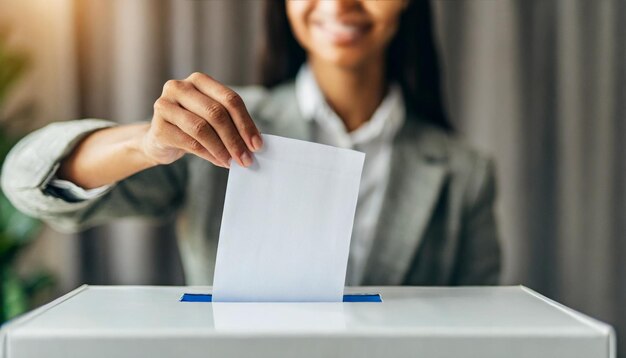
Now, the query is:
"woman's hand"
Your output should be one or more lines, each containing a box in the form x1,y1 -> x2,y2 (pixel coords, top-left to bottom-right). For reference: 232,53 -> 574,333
143,72 -> 263,168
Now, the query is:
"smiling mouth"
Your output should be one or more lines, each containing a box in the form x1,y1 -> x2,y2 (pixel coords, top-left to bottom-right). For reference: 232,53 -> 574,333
312,20 -> 372,46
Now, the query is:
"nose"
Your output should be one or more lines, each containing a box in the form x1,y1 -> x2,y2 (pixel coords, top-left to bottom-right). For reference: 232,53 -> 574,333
314,0 -> 361,16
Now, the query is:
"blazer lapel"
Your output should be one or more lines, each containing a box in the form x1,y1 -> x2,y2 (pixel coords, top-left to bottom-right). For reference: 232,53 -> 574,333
362,119 -> 449,285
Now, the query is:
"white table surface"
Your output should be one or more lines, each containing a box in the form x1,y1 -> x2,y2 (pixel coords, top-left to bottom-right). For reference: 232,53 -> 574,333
0,285 -> 615,358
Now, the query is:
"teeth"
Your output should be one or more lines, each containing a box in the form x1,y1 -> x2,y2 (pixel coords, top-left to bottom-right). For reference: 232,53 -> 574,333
321,22 -> 362,35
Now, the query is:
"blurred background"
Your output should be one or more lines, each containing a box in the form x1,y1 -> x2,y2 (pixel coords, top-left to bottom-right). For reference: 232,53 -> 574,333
0,0 -> 623,355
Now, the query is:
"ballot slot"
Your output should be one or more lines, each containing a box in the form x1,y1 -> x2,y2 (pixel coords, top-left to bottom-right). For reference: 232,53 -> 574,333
180,293 -> 382,303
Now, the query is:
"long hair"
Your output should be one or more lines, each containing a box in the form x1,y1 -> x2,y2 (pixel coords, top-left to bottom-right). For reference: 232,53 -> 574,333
258,0 -> 452,131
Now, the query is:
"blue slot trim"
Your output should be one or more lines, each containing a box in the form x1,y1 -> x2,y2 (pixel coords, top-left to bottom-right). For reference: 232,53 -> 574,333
180,293 -> 382,303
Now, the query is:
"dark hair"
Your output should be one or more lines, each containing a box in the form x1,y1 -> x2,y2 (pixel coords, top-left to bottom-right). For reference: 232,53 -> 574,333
259,0 -> 452,131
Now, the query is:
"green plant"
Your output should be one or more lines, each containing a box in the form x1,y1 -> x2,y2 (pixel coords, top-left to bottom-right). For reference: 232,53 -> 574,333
0,30 -> 53,324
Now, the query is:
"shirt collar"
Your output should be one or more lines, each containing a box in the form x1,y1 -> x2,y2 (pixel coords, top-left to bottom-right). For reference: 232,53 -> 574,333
295,64 -> 405,148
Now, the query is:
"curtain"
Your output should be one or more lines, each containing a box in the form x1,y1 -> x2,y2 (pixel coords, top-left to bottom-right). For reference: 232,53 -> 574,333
2,0 -> 624,355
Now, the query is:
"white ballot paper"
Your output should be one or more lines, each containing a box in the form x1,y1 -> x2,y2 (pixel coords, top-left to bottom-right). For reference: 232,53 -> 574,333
212,134 -> 365,302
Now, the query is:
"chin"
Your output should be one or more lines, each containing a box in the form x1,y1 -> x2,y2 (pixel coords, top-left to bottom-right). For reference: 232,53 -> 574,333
314,47 -> 376,71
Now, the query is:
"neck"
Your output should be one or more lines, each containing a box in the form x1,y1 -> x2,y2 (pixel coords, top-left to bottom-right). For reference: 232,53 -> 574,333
309,57 -> 387,132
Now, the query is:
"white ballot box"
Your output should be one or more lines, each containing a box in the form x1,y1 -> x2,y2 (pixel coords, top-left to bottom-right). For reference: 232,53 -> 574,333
0,285 -> 615,358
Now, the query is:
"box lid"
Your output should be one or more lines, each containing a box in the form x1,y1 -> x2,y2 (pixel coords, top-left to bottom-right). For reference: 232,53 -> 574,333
0,285 -> 615,358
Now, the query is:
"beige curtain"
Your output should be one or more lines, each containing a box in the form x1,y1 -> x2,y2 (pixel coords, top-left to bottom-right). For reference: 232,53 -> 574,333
2,0 -> 624,355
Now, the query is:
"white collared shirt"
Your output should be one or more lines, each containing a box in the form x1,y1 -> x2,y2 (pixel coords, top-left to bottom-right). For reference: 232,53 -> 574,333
295,65 -> 405,285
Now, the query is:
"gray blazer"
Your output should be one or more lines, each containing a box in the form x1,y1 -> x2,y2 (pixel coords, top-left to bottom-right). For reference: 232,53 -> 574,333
1,81 -> 501,286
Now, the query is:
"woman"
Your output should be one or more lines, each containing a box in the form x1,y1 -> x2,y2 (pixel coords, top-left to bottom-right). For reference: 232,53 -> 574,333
1,0 -> 500,286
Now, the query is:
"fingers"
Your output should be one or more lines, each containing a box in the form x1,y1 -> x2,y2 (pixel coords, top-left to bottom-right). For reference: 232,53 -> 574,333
156,73 -> 262,168
173,85 -> 252,168
154,98 -> 231,168
188,72 -> 263,152
155,116 -> 226,168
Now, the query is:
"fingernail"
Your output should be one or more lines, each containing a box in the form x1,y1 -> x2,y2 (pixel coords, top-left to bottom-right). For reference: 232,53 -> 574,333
251,135 -> 263,152
240,152 -> 253,167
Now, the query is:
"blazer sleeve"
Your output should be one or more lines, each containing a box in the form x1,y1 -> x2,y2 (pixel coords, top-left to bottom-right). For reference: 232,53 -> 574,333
1,119 -> 187,233
452,157 -> 502,285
